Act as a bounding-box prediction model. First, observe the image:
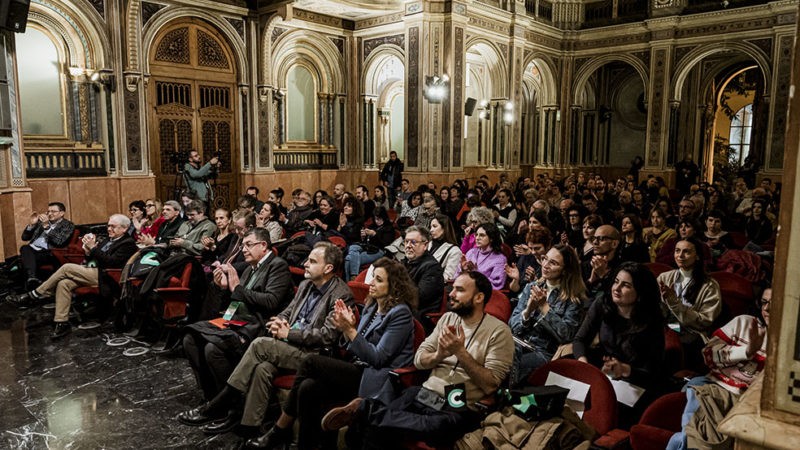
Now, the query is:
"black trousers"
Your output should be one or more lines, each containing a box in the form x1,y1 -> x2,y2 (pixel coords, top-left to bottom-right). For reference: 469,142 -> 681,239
19,245 -> 58,279
285,354 -> 363,450
359,386 -> 481,450
183,332 -> 240,401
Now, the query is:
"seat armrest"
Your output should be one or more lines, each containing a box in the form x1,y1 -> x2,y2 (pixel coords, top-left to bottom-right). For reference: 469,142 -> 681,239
592,429 -> 630,450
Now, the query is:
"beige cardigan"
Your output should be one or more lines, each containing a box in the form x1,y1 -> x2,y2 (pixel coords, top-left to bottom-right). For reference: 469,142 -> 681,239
657,269 -> 722,339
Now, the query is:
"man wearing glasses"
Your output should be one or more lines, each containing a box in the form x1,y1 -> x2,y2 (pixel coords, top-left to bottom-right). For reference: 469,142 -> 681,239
178,241 -> 353,435
582,225 -> 621,307
169,200 -> 216,256
403,226 -> 444,325
8,214 -> 137,339
183,227 -> 293,404
19,202 -> 75,291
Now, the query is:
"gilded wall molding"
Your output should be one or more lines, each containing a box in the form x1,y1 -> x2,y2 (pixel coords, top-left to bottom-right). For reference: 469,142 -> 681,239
293,8 -> 355,30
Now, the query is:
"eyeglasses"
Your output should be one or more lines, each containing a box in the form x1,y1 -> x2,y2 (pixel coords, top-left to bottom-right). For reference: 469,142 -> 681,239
403,239 -> 427,247
541,256 -> 562,267
590,235 -> 615,243
759,298 -> 771,309
243,241 -> 267,249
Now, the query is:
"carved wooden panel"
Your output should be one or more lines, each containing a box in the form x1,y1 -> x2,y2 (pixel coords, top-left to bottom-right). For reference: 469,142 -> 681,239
155,27 -> 190,65
407,27 -> 419,168
198,30 -> 230,69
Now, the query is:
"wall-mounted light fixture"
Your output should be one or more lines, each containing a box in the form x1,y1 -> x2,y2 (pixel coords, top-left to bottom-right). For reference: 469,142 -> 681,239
424,74 -> 450,103
503,102 -> 514,125
478,100 -> 490,120
90,70 -> 116,92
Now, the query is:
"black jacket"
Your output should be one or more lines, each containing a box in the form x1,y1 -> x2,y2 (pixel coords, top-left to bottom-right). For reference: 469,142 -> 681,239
404,252 -> 444,315
22,219 -> 75,248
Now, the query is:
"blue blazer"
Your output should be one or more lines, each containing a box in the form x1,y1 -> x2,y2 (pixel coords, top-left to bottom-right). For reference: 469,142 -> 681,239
348,301 -> 414,402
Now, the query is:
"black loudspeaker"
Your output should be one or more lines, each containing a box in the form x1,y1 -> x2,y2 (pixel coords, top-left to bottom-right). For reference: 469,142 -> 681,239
464,97 -> 477,116
0,0 -> 30,33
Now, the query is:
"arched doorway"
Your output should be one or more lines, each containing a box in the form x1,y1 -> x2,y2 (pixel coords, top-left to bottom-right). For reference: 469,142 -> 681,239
148,19 -> 239,210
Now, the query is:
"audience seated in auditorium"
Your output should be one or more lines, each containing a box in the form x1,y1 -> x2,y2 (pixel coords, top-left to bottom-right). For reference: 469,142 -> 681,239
10,214 -> 137,340
250,257 -> 416,450
18,201 -> 75,290
184,227 -> 293,401
169,201 -> 217,256
322,271 -> 513,450
177,242 -> 353,436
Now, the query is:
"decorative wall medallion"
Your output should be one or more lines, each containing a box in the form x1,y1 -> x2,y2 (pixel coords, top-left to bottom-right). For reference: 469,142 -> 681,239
141,1 -> 166,27
406,2 -> 421,14
197,30 -> 230,69
364,34 -> 405,61
155,27 -> 190,65
453,3 -> 466,15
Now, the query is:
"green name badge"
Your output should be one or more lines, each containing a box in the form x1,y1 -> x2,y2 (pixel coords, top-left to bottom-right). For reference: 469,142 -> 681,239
223,301 -> 241,321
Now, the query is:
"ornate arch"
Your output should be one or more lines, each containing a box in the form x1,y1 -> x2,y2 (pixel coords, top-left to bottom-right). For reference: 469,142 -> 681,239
140,6 -> 248,82
29,0 -> 112,70
572,54 -> 649,102
272,29 -> 345,94
522,55 -> 558,105
671,41 -> 771,102
363,44 -> 405,96
464,37 -> 509,98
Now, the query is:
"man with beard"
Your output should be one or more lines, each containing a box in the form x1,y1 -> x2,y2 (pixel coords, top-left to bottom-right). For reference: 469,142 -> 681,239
582,225 -> 622,308
170,200 -> 216,256
320,271 -> 513,449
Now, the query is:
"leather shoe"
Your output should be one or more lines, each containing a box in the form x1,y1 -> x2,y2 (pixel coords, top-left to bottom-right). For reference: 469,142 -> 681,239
244,425 -> 292,449
176,404 -> 223,426
320,397 -> 362,431
201,412 -> 240,435
50,322 -> 71,340
6,292 -> 33,308
26,277 -> 42,291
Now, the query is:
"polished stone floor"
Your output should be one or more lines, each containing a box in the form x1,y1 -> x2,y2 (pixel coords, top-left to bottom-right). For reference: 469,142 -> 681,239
0,285 -> 244,449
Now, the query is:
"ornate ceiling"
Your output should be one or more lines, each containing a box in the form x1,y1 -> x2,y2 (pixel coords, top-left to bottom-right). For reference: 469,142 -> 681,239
290,0 -> 405,19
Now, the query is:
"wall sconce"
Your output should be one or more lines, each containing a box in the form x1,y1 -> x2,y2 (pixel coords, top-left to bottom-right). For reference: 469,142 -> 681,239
503,102 -> 514,125
556,110 -> 561,122
90,71 -> 116,92
424,74 -> 449,103
477,100 -> 490,120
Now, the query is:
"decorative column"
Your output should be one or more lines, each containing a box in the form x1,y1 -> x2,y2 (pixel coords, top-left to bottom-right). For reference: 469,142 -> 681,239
327,94 -> 335,148
570,105 -> 582,165
240,85 -> 249,169
667,100 -> 680,166
273,90 -> 285,147
645,46 -> 672,170
362,96 -> 376,167
257,86 -> 272,168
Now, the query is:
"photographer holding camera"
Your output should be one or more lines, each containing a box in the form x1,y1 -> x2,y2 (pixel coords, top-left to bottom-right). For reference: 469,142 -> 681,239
183,150 -> 220,206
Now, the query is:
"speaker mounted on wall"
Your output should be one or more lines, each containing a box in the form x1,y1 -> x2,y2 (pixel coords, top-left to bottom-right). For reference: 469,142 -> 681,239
464,97 -> 477,116
0,0 -> 31,33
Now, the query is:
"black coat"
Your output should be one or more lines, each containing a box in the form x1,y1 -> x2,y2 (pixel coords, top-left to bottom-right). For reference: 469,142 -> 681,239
404,252 -> 444,316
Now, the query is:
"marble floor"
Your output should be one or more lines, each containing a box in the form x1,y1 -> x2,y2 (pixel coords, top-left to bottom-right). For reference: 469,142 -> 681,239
0,283 -> 246,449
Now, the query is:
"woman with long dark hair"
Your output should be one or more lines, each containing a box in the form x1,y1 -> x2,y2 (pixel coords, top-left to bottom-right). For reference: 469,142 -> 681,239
336,196 -> 366,244
428,213 -> 463,282
454,222 -> 507,290
618,214 -> 650,263
657,236 -> 722,369
248,257 -> 417,450
257,201 -> 284,244
510,244 -> 586,385
304,195 -> 339,234
573,261 -> 666,427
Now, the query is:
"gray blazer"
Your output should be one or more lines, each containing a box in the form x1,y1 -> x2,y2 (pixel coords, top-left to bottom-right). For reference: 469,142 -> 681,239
277,277 -> 354,350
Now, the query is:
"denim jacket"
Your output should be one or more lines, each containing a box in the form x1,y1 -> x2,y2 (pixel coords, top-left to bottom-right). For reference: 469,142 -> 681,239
509,282 -> 584,358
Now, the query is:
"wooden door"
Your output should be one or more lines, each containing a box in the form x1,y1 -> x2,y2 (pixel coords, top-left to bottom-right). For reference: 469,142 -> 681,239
149,20 -> 238,210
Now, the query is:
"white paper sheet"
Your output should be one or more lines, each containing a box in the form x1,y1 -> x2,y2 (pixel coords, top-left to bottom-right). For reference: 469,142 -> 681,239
545,372 -> 591,418
608,376 -> 646,407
